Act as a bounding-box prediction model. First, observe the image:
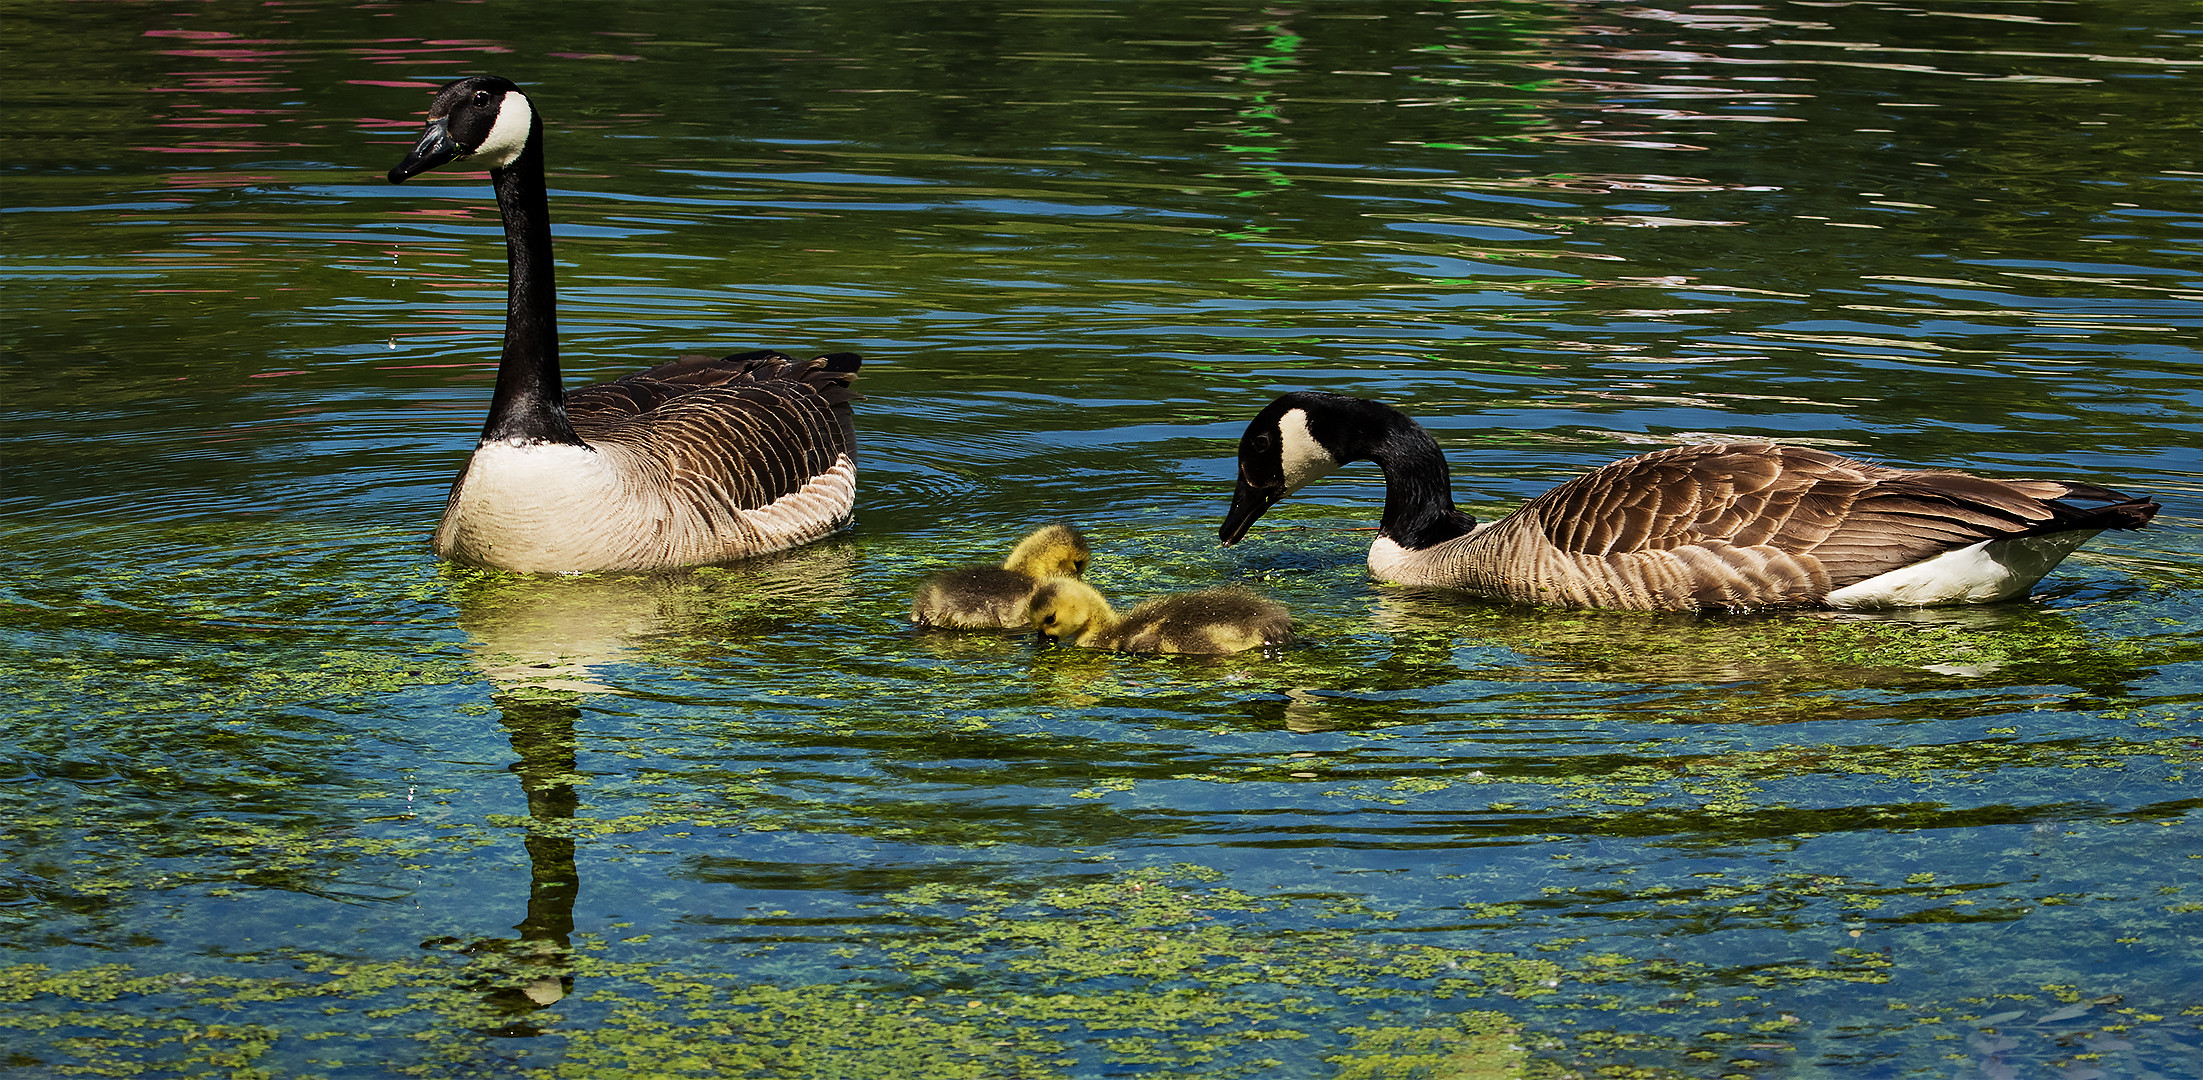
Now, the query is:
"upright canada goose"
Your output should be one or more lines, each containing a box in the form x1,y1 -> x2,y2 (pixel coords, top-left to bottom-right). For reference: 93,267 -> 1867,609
1029,578 -> 1293,655
1221,391 -> 2160,612
911,524 -> 1092,629
386,75 -> 862,573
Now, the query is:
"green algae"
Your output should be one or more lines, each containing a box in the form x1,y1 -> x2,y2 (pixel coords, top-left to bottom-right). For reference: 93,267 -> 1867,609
1330,1013 -> 1556,1080
3,502 -> 2197,1080
0,864 -> 2009,1079
8,860 -> 2192,1078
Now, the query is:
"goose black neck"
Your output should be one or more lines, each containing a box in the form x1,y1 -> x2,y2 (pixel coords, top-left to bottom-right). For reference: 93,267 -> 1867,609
479,127 -> 580,446
1352,403 -> 1476,550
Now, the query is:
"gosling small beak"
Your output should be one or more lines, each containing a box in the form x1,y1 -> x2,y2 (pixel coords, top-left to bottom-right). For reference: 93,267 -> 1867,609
388,117 -> 460,184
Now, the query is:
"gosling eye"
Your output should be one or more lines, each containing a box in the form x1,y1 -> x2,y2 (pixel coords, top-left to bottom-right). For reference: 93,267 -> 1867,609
1042,614 -> 1056,626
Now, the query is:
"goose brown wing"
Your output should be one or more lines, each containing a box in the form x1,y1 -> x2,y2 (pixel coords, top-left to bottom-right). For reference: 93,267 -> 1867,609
574,350 -> 860,427
1530,443 -> 1871,555
567,350 -> 860,510
1525,443 -> 2144,590
1801,471 -> 2154,587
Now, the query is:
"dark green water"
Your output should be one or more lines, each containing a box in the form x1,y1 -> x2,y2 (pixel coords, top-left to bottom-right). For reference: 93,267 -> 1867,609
3,2 -> 2199,1077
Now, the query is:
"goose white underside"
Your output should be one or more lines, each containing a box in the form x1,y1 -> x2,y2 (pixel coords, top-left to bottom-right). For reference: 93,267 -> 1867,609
434,440 -> 857,573
1822,530 -> 2100,609
1367,528 -> 2102,609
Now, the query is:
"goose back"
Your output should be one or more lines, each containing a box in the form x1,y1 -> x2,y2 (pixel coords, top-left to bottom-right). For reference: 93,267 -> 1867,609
1378,442 -> 2156,610
568,349 -> 860,511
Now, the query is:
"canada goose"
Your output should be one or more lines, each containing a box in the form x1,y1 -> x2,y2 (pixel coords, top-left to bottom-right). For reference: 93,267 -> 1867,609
1029,578 -> 1293,655
1221,391 -> 2160,612
910,524 -> 1092,629
386,75 -> 861,573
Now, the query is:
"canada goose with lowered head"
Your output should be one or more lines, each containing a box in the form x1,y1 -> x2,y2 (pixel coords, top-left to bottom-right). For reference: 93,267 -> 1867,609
387,75 -> 862,573
1221,391 -> 2159,612
911,524 -> 1092,629
1029,578 -> 1293,655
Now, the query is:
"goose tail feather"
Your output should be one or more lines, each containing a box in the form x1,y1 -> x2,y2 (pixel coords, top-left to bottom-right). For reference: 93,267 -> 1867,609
2024,494 -> 2159,537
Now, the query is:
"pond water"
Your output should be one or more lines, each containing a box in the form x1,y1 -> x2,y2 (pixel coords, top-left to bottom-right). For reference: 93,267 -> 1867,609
3,1 -> 2200,1077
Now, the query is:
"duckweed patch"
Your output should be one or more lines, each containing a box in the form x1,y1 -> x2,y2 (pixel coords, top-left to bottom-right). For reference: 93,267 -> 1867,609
26,864 -> 2163,1080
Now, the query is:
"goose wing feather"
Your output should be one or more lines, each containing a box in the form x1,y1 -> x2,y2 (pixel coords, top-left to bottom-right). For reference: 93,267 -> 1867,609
567,350 -> 860,511
1530,443 -> 1861,555
1454,442 -> 2150,608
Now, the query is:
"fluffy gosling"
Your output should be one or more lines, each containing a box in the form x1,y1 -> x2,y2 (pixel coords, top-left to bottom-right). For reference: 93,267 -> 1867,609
911,524 -> 1091,629
1028,578 -> 1292,655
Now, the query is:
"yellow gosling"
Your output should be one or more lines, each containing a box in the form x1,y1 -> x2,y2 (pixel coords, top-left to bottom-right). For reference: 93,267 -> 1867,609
911,524 -> 1091,629
1028,578 -> 1292,655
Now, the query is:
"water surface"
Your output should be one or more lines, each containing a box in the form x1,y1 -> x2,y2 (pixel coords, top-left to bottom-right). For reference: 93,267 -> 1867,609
3,2 -> 2200,1077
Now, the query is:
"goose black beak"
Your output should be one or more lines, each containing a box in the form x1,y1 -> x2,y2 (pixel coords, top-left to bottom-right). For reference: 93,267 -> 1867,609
1220,479 -> 1282,546
388,117 -> 460,184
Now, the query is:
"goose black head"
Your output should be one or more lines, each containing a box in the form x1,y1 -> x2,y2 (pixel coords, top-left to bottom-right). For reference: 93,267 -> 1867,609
1220,391 -> 1361,545
388,75 -> 537,184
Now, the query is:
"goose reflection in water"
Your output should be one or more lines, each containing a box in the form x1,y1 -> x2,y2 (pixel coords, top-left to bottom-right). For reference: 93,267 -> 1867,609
1364,585 -> 2155,702
432,545 -> 858,1029
422,689 -> 581,1033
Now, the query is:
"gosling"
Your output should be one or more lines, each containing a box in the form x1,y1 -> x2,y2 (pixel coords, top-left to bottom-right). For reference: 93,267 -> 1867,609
911,524 -> 1092,629
1028,578 -> 1292,655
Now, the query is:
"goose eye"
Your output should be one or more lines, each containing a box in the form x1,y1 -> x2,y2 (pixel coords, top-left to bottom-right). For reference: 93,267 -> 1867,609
472,90 -> 491,107
1250,434 -> 1272,453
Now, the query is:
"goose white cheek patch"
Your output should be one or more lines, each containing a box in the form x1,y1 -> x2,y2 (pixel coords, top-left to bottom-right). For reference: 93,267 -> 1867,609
1277,408 -> 1337,494
474,92 -> 534,169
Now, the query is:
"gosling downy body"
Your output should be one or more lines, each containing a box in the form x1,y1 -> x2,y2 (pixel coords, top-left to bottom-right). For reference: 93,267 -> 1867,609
1222,391 -> 2159,612
911,524 -> 1092,629
388,75 -> 862,574
1029,578 -> 1292,655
